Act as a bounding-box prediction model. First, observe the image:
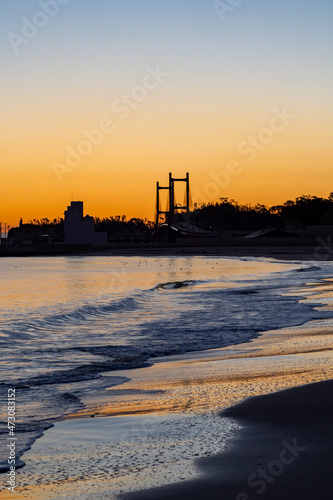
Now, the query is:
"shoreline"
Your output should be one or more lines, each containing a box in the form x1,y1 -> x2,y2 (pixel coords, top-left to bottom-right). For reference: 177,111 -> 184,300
0,245 -> 330,261
2,256 -> 333,498
7,315 -> 333,499
121,379 -> 333,500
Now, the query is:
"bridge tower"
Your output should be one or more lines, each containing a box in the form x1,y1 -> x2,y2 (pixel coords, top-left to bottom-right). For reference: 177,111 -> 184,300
155,172 -> 190,228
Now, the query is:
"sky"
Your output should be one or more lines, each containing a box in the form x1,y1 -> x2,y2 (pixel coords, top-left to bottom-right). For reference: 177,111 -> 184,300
1,0 -> 333,228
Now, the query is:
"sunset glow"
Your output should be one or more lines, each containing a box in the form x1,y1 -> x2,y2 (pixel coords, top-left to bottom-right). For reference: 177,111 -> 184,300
1,0 -> 333,227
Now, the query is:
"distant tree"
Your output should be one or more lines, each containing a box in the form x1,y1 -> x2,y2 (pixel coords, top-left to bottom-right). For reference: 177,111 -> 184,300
192,198 -> 280,231
273,194 -> 333,227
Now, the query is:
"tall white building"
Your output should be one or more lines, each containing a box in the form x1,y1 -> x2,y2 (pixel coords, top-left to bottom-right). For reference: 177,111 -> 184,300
64,201 -> 107,246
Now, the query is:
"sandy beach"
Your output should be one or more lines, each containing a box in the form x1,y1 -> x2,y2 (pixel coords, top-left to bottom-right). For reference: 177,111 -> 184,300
5,309 -> 333,499
1,254 -> 333,500
3,0 -> 333,497
122,379 -> 333,500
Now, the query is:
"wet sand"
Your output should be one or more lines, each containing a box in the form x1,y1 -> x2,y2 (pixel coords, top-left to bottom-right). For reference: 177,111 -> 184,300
2,272 -> 333,499
6,314 -> 333,500
121,379 -> 333,500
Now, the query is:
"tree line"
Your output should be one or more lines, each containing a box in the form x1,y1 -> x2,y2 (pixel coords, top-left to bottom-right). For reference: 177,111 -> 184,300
192,194 -> 333,231
8,193 -> 333,242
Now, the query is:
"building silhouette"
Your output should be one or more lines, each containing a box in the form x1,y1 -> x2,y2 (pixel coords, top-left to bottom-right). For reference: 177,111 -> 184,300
64,201 -> 107,246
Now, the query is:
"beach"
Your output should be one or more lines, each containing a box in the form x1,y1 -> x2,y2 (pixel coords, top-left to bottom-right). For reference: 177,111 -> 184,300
3,0 -> 332,496
122,379 -> 333,500
1,254 -> 333,499
4,315 -> 333,499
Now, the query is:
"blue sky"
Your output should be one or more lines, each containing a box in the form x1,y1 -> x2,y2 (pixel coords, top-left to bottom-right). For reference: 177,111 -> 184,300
1,0 -> 333,224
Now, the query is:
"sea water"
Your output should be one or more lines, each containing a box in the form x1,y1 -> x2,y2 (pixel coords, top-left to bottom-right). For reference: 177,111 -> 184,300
1,254 -> 332,473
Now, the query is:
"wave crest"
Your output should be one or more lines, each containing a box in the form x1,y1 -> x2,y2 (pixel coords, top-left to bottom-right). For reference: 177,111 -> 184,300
295,265 -> 321,273
155,280 -> 197,290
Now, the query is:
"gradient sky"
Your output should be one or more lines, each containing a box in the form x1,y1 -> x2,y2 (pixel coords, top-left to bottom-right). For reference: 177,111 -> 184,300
1,0 -> 333,227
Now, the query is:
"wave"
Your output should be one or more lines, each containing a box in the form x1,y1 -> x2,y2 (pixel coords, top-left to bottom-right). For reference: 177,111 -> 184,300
154,280 -> 198,290
1,256 -> 331,476
294,265 -> 321,273
0,295 -> 143,338
47,296 -> 140,323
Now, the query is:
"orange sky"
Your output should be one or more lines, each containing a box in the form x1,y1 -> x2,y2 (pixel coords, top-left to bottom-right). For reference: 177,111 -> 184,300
1,1 -> 332,228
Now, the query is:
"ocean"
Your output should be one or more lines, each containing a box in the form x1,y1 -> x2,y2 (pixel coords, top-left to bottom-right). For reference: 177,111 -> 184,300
1,254 -> 332,478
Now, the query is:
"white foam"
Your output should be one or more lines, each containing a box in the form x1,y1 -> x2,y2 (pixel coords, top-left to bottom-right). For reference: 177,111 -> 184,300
19,412 -> 239,499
